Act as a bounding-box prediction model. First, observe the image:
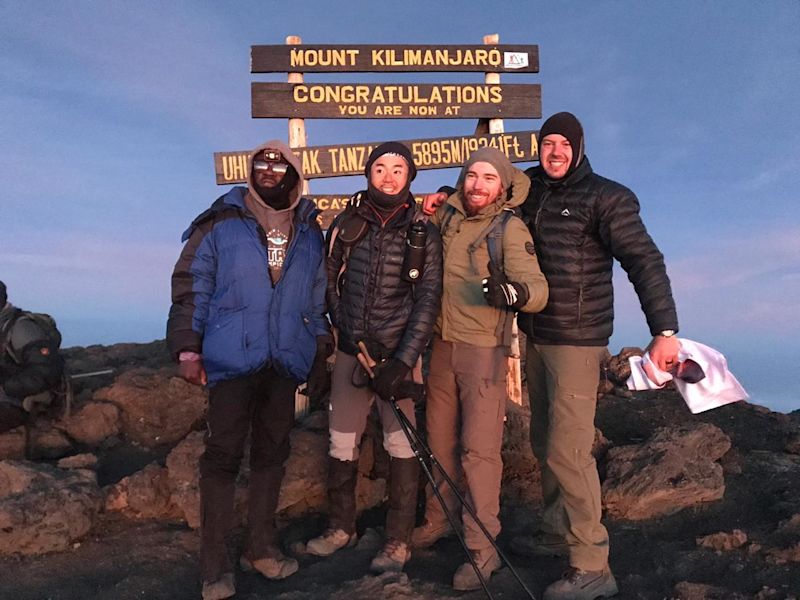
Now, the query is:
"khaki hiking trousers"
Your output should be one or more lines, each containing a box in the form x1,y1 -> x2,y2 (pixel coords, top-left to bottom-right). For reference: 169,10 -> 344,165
526,340 -> 610,571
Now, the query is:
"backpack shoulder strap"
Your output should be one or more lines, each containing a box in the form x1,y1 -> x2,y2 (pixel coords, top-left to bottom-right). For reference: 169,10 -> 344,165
438,204 -> 457,236
466,207 -> 516,275
485,208 -> 516,275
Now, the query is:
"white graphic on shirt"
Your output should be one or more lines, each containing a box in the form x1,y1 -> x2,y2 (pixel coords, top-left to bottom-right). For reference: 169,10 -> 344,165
266,228 -> 289,270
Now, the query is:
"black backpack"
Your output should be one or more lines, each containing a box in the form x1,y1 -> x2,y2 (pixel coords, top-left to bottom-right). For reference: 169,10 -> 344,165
1,309 -> 71,421
1,309 -> 62,365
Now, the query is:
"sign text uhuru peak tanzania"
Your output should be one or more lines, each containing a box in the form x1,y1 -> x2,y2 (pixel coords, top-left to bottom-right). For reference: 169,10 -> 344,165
250,44 -> 539,73
251,83 -> 540,119
214,131 -> 539,184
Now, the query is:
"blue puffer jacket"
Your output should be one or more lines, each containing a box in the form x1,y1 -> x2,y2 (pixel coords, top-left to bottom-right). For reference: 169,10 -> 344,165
167,187 -> 329,385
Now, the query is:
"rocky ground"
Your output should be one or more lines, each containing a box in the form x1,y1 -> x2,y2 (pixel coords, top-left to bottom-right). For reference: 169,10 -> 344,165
0,341 -> 798,599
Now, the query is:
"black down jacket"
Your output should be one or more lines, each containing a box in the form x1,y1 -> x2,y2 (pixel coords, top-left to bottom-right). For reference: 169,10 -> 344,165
327,194 -> 443,368
518,157 -> 678,346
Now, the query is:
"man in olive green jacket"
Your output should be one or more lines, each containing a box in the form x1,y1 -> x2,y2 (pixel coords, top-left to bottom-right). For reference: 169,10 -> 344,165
412,147 -> 549,591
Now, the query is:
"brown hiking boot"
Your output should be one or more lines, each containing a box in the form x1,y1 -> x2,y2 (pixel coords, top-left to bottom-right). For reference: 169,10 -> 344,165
510,531 -> 569,557
452,548 -> 503,591
201,572 -> 235,600
543,567 -> 619,600
306,528 -> 357,557
410,519 -> 455,548
369,538 -> 411,573
240,551 -> 298,580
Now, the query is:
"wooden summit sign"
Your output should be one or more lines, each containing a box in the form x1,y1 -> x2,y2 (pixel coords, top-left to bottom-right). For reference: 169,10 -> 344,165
214,130 -> 539,184
251,44 -> 539,73
252,82 -> 541,119
309,194 -> 425,229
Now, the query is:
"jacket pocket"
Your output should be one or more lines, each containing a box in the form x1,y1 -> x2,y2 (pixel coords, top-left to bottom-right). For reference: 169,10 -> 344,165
203,307 -> 246,378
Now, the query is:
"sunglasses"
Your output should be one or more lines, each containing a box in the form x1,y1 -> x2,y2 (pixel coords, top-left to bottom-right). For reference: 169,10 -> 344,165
253,160 -> 289,174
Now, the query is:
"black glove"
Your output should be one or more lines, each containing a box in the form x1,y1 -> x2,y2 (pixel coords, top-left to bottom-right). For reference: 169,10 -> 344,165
370,358 -> 410,402
306,336 -> 334,401
482,261 -> 529,310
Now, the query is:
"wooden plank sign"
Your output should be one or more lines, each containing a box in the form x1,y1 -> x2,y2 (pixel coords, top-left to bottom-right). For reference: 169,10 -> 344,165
309,194 -> 426,229
251,82 -> 541,119
251,44 -> 539,73
214,130 -> 539,184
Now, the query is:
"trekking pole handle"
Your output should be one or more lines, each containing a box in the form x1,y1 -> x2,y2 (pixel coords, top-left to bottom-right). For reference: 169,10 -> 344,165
356,341 -> 378,379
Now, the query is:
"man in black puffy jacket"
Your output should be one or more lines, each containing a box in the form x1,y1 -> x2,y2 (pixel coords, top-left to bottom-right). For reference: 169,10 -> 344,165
514,112 -> 680,600
307,142 -> 442,575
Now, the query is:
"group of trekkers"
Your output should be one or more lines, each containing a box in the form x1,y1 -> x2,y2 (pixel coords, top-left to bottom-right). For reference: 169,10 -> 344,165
165,111 -> 681,600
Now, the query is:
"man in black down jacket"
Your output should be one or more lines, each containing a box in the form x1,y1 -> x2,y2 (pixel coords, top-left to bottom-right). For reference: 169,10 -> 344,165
307,143 -> 443,574
514,113 -> 680,600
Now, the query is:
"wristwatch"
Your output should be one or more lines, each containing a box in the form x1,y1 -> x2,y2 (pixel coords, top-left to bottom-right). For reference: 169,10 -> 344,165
658,329 -> 676,338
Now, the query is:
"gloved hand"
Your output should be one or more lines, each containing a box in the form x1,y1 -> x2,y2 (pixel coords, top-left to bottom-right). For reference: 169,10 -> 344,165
178,357 -> 207,386
482,261 -> 529,310
307,336 -> 334,401
370,358 -> 410,402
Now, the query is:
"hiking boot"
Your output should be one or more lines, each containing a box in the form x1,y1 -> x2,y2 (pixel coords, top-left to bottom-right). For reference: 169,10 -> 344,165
452,548 -> 503,591
370,538 -> 411,573
240,552 -> 299,580
201,572 -> 235,600
411,519 -> 455,548
306,528 -> 357,557
543,567 -> 619,600
510,531 -> 569,557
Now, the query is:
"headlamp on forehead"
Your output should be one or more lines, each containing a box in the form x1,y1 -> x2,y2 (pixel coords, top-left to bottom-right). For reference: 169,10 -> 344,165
262,149 -> 282,162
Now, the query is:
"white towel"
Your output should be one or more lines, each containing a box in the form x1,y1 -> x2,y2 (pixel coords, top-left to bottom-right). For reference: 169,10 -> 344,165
626,338 -> 749,414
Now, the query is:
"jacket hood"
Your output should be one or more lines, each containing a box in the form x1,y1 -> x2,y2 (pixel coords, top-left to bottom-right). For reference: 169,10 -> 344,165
181,188 -> 319,243
451,166 -> 531,215
246,139 -> 305,212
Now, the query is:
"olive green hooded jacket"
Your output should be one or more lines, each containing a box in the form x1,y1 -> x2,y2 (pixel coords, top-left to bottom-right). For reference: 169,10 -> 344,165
432,168 -> 549,349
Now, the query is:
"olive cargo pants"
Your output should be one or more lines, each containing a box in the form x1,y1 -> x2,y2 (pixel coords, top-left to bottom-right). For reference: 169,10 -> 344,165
526,340 -> 610,571
422,338 -> 508,551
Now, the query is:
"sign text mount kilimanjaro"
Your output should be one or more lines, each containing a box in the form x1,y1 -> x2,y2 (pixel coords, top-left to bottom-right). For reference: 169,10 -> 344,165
251,44 -> 539,73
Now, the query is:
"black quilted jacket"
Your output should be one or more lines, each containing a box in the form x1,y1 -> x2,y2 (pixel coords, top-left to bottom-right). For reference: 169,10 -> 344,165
327,194 -> 443,367
518,158 -> 678,346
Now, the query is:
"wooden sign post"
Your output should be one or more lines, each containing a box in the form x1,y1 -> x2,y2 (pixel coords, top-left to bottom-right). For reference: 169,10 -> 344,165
286,35 -> 309,196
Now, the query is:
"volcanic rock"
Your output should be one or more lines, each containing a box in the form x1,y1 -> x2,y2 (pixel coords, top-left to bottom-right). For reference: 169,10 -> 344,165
0,427 -> 26,460
94,369 -> 206,447
602,421 -> 730,519
0,460 -> 102,555
59,401 -> 121,446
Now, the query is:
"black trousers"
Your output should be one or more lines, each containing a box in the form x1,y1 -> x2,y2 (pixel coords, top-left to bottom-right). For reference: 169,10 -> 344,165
199,365 -> 297,581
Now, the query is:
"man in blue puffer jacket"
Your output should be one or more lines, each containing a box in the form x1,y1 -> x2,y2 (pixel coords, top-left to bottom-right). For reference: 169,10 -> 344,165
167,139 -> 332,600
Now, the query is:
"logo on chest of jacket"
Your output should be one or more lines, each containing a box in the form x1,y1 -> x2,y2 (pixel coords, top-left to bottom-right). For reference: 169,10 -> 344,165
560,208 -> 570,217
525,242 -> 536,256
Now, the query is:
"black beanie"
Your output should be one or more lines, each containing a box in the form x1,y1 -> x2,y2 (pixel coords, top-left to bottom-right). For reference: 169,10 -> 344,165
0,281 -> 6,306
364,142 -> 417,181
538,112 -> 585,175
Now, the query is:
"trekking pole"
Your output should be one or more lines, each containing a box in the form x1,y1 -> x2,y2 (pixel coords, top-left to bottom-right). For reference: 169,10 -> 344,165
389,400 -> 537,600
356,343 -> 536,600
